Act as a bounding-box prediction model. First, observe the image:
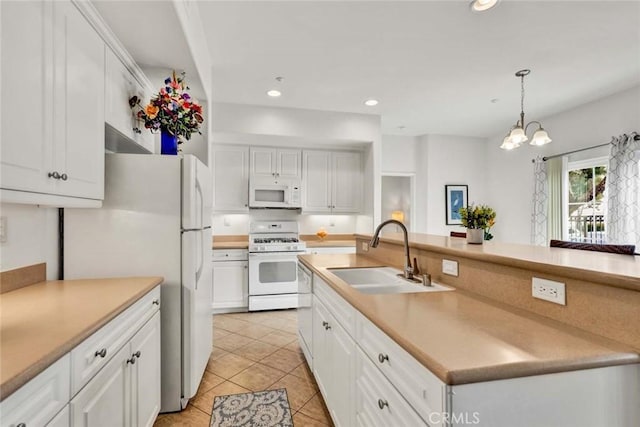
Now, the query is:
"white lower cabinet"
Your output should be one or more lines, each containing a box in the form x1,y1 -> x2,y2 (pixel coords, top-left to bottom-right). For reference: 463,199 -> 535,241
212,249 -> 249,312
0,287 -> 161,427
70,311 -> 161,427
312,297 -> 355,427
355,346 -> 427,427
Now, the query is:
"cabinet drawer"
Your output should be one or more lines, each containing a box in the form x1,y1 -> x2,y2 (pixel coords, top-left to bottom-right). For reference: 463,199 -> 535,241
0,354 -> 70,427
70,286 -> 160,395
212,249 -> 248,261
355,347 -> 427,427
355,312 -> 445,425
313,276 -> 356,337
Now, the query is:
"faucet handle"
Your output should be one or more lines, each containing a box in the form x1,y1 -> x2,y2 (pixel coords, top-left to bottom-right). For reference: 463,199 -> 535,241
412,257 -> 420,275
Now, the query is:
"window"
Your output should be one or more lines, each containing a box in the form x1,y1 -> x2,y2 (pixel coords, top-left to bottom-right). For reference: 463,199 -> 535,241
564,157 -> 608,243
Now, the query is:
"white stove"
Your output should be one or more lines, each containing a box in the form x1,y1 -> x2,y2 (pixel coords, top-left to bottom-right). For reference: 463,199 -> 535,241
248,221 -> 306,311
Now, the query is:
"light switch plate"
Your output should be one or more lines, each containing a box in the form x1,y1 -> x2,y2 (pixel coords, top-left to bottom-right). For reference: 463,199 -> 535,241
442,259 -> 458,277
532,277 -> 566,305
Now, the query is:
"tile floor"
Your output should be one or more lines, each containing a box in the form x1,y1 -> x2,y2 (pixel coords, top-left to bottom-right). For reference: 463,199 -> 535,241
154,309 -> 333,426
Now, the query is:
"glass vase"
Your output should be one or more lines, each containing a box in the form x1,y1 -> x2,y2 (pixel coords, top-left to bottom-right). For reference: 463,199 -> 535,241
160,130 -> 178,155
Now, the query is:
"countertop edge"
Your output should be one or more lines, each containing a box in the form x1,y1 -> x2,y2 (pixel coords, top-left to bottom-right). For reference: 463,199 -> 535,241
299,256 -> 640,385
0,277 -> 163,400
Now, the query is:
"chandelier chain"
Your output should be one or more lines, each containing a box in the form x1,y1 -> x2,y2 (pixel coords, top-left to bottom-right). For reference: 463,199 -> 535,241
520,74 -> 525,119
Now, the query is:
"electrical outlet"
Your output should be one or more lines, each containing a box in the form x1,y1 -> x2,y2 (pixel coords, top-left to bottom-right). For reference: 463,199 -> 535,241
361,241 -> 369,252
532,277 -> 566,305
442,259 -> 458,277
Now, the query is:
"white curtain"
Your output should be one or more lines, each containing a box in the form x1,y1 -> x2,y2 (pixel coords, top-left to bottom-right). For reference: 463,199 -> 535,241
531,156 -> 548,246
547,157 -> 563,241
606,132 -> 640,246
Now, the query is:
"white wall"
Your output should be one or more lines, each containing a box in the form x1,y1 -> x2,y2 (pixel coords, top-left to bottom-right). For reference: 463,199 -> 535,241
486,84 -> 640,244
381,135 -> 418,173
0,203 -> 59,279
213,210 -> 358,236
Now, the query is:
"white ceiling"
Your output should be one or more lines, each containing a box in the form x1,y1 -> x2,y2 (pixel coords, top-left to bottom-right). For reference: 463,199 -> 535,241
198,0 -> 640,137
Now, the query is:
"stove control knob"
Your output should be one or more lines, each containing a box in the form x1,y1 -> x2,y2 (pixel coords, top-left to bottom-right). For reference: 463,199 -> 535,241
260,246 -> 266,251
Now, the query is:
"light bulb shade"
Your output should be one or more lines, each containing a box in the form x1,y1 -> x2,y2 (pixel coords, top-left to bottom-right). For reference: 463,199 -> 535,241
500,136 -> 517,150
507,127 -> 528,145
470,0 -> 499,12
530,128 -> 552,146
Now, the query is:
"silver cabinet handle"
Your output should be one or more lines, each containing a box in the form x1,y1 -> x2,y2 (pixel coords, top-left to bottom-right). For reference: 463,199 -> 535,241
378,399 -> 389,410
378,353 -> 389,364
152,299 -> 160,306
48,171 -> 60,179
95,348 -> 107,358
60,173 -> 68,181
17,423 -> 26,427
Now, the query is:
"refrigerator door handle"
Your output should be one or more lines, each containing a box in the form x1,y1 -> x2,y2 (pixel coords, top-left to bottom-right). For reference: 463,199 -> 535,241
195,231 -> 203,289
195,179 -> 204,230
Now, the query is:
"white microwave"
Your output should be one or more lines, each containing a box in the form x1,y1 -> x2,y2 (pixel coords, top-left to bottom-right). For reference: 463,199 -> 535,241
249,178 -> 302,209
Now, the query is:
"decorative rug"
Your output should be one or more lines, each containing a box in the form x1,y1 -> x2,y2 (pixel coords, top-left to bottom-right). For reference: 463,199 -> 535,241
210,388 -> 294,427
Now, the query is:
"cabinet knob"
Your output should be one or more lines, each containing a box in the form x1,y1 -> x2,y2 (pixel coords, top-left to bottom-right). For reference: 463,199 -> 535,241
133,351 -> 141,359
378,353 -> 389,364
244,204 -> 248,207
127,357 -> 136,365
60,173 -> 68,181
378,399 -> 389,410
95,348 -> 107,358
152,299 -> 160,306
322,321 -> 329,327
17,423 -> 26,427
48,171 -> 60,180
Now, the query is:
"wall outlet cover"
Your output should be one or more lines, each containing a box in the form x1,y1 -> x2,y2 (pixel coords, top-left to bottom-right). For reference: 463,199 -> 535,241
532,277 -> 566,305
361,241 -> 369,252
442,259 -> 458,277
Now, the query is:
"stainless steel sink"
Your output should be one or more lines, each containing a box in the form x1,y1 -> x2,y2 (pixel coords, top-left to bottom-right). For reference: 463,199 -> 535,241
328,267 -> 453,294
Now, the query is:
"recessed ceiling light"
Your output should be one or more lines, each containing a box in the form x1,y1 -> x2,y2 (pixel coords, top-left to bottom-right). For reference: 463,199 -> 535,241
364,99 -> 379,106
267,89 -> 281,97
470,0 -> 499,12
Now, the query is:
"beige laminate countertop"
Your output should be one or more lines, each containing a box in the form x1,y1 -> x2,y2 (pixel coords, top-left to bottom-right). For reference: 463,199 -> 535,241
305,240 -> 356,248
356,232 -> 640,291
299,253 -> 640,385
0,276 -> 163,400
211,235 -> 356,249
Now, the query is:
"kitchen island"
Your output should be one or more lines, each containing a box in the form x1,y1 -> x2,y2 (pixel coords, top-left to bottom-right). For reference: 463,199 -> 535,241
297,234 -> 640,426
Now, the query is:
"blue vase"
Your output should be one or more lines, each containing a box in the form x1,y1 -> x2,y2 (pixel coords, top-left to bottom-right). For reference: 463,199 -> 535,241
160,130 -> 178,155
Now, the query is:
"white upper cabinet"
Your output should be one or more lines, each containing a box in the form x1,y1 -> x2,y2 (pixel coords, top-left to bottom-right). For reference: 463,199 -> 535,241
250,147 -> 302,181
303,150 -> 362,214
105,48 -> 154,154
0,0 -> 105,205
212,145 -> 249,211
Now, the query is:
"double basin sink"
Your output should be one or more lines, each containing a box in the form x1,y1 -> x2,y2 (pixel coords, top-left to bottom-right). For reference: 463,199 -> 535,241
328,267 -> 453,295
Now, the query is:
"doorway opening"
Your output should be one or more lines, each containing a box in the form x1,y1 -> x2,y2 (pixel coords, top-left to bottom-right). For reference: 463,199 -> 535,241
381,174 -> 415,232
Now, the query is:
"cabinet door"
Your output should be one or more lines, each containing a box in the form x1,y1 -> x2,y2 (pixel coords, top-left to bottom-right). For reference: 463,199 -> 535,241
277,149 -> 302,180
0,0 -> 54,194
130,312 -> 161,427
70,343 -> 131,427
52,0 -> 105,200
250,147 -> 276,179
312,298 -> 332,401
47,405 -> 70,427
212,260 -> 249,310
105,48 -> 136,141
302,151 -> 332,213
328,313 -> 356,427
332,152 -> 362,213
213,145 -> 249,211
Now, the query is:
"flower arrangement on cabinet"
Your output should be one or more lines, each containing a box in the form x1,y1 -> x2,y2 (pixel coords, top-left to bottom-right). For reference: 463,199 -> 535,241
458,204 -> 496,241
129,71 -> 203,143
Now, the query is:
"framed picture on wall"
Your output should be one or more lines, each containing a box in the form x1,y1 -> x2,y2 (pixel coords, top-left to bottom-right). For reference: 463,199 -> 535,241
445,185 -> 468,225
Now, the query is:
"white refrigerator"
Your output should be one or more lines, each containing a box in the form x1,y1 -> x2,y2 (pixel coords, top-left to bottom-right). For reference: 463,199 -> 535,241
64,153 -> 213,413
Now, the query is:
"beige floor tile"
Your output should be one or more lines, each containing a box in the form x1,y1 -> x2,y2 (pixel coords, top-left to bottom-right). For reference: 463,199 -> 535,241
206,352 -> 255,379
259,317 -> 290,330
234,322 -> 277,340
290,362 -> 316,385
298,393 -> 333,425
283,339 -> 303,354
190,381 -> 251,415
258,330 -> 298,347
260,348 -> 305,373
268,374 -> 318,411
208,346 -> 229,361
212,327 -> 231,340
196,370 -> 225,395
278,322 -> 299,334
233,339 -> 280,362
212,316 -> 251,333
292,411 -> 331,427
153,404 -> 210,426
229,362 -> 287,391
213,333 -> 255,351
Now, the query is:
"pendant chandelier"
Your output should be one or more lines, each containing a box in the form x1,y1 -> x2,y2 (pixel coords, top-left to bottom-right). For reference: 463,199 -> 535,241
500,69 -> 552,150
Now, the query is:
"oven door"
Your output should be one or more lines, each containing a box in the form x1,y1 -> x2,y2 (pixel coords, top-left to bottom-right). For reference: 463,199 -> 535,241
249,252 -> 299,295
